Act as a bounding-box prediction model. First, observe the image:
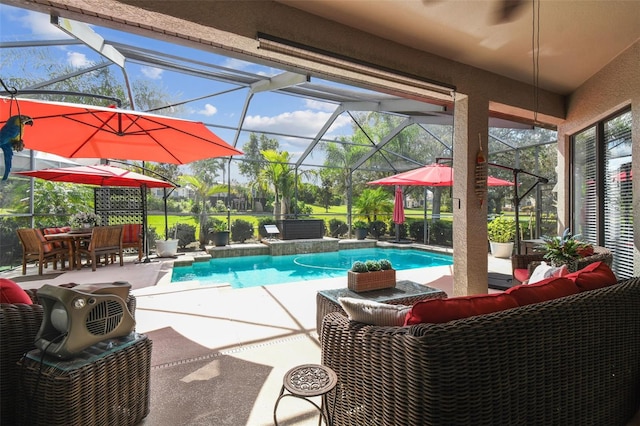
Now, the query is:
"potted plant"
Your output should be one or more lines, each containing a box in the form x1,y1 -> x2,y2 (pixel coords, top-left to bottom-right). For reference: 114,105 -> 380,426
211,219 -> 230,247
353,220 -> 369,240
487,215 -> 516,258
347,258 -> 396,292
538,228 -> 593,267
70,212 -> 101,231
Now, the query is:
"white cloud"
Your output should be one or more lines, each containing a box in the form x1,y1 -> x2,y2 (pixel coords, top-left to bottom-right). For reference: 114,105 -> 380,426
21,11 -> 69,39
244,110 -> 351,139
304,99 -> 338,112
198,104 -> 218,116
141,66 -> 163,80
67,51 -> 92,68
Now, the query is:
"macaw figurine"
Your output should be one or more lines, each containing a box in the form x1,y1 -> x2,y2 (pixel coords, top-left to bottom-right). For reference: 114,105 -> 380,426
0,115 -> 33,180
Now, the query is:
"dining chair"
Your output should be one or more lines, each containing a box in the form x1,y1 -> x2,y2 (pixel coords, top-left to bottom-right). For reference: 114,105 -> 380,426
122,223 -> 143,261
16,228 -> 68,275
77,225 -> 124,271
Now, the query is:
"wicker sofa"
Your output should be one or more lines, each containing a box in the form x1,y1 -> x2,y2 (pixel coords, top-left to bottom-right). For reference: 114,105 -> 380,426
320,276 -> 640,426
0,287 -> 138,425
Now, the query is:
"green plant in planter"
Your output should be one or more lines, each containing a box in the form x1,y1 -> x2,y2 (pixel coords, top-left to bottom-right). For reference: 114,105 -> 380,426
379,259 -> 393,270
212,219 -> 228,232
353,220 -> 368,230
539,228 -> 593,266
364,260 -> 381,271
351,261 -> 368,272
487,215 -> 516,243
351,259 -> 392,272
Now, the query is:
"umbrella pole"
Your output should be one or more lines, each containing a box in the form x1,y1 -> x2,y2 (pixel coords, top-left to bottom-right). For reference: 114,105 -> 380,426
164,188 -> 169,240
423,188 -> 428,245
141,184 -> 152,263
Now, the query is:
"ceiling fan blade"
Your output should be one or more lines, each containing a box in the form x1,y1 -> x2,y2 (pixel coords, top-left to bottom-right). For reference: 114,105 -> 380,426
493,0 -> 527,24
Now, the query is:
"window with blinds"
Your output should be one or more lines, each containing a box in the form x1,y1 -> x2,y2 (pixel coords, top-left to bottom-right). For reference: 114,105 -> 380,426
571,109 -> 633,279
604,112 -> 633,279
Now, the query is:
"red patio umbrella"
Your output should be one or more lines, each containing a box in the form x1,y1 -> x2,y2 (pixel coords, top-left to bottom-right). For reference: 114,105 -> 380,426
13,163 -> 176,261
393,186 -> 405,224
392,186 -> 405,242
369,164 -> 514,244
487,175 -> 516,187
13,164 -> 174,188
368,164 -> 514,187
368,163 -> 454,186
1,96 -> 242,165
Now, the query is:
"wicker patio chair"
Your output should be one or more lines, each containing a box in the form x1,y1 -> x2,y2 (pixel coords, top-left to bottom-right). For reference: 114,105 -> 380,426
77,225 -> 124,271
16,228 -> 68,275
512,246 -> 613,285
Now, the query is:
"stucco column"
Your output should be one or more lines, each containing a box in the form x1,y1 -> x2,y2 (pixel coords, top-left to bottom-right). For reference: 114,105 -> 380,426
452,93 -> 489,296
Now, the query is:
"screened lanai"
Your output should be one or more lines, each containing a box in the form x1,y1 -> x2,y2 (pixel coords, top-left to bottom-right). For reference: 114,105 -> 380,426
0,3 -> 561,273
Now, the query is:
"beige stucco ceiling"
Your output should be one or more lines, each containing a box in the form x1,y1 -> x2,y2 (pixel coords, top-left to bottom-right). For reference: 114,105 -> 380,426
277,0 -> 640,95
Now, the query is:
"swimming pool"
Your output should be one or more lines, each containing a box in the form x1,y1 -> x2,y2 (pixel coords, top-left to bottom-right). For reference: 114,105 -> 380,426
171,247 -> 453,289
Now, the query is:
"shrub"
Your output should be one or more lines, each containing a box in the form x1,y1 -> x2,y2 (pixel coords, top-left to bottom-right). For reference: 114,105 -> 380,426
387,219 -> 407,239
429,220 -> 453,246
169,223 -> 196,248
409,220 -> 425,242
257,217 -> 277,238
328,218 -> 348,237
231,219 -> 254,243
369,220 -> 386,239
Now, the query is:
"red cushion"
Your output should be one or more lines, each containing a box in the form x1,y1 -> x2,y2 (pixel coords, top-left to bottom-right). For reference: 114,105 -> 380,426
43,227 -> 71,248
122,224 -> 141,244
565,261 -> 617,291
404,293 -> 519,325
0,278 -> 32,304
506,277 -> 579,306
34,228 -> 53,253
514,268 -> 530,283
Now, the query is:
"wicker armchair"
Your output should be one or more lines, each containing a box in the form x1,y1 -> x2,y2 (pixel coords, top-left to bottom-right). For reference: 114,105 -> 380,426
0,287 -> 136,425
511,246 -> 613,285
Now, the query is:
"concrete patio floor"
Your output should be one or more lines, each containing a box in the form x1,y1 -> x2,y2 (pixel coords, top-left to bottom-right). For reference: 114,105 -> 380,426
3,246 -> 514,425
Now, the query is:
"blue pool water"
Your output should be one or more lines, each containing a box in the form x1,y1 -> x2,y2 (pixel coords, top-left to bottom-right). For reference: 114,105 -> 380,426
171,248 -> 453,289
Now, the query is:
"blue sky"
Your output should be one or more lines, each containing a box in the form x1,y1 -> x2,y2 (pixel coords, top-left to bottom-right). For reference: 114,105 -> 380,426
0,3 -> 362,166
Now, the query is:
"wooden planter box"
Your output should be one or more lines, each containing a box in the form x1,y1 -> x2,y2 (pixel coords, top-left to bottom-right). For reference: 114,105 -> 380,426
347,269 -> 396,292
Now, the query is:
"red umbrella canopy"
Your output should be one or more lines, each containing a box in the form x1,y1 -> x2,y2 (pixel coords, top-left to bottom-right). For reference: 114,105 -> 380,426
487,175 -> 515,187
369,164 -> 515,187
1,97 -> 242,164
368,164 -> 454,186
13,164 -> 175,188
393,186 -> 405,224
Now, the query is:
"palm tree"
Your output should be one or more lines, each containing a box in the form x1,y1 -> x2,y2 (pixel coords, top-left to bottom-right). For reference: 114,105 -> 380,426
179,175 -> 226,248
354,187 -> 393,222
257,150 -> 298,221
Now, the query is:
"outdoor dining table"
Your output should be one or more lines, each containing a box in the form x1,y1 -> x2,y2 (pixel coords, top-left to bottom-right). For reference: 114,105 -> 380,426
44,230 -> 93,270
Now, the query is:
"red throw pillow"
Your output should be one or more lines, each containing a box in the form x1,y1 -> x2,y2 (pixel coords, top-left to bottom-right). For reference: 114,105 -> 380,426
513,268 -> 530,284
0,278 -> 32,304
565,261 -> 617,291
506,277 -> 578,306
404,293 -> 518,325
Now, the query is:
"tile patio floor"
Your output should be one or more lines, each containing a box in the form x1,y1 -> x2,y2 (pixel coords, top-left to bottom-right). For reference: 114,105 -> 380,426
3,245 -> 514,425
